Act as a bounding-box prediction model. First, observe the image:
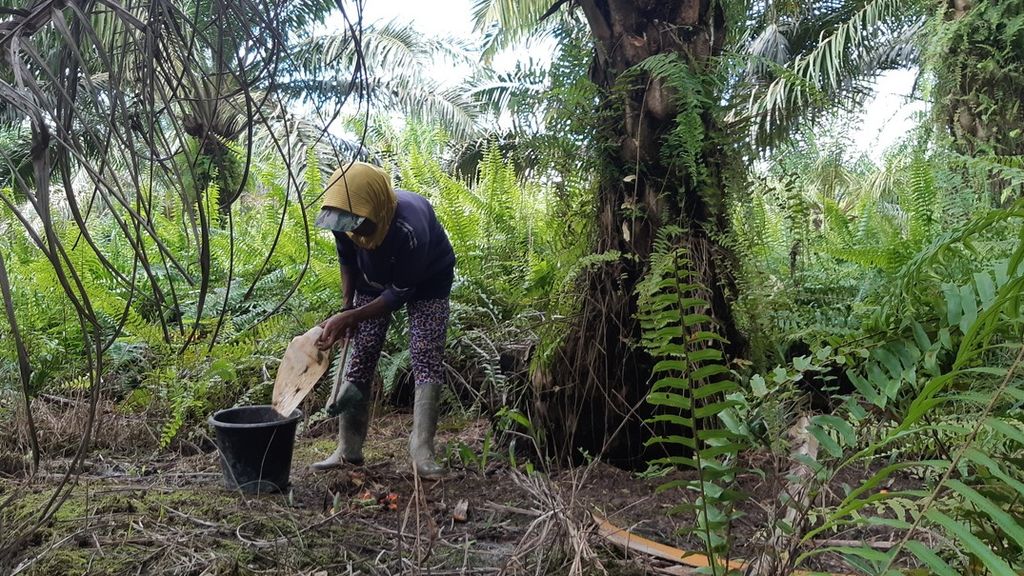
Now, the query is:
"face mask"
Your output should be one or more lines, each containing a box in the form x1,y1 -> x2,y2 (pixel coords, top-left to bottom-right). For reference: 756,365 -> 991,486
314,207 -> 366,232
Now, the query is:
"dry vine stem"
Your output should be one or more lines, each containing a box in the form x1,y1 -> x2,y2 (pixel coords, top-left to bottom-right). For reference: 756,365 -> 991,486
0,0 -> 371,566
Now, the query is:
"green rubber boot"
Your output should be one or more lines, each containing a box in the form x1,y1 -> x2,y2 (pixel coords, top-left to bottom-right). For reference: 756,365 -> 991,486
311,383 -> 369,471
409,383 -> 445,479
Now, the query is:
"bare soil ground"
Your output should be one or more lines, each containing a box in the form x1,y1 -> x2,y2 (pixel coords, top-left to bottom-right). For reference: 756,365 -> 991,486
0,405 -> 917,575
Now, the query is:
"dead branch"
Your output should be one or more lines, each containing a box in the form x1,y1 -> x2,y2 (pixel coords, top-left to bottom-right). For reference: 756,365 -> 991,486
0,251 -> 39,474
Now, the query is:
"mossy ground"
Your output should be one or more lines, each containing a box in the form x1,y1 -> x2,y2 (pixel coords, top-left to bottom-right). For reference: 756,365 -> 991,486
0,411 -> 733,575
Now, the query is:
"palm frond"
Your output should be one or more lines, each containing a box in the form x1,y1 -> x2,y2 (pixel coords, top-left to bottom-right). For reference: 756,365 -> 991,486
732,0 -> 925,148
300,18 -> 472,75
471,0 -> 565,62
467,59 -> 548,119
745,23 -> 791,77
292,19 -> 480,140
393,84 -> 481,142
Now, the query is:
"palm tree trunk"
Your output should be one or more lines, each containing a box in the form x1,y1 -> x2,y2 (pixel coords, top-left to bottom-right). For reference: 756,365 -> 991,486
533,0 -> 744,467
940,0 -> 1024,207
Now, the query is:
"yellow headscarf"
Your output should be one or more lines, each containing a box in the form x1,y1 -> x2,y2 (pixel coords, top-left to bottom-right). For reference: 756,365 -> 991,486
322,162 -> 397,250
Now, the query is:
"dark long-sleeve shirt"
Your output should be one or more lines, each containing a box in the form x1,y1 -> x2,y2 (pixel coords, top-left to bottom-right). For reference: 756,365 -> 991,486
334,189 -> 456,310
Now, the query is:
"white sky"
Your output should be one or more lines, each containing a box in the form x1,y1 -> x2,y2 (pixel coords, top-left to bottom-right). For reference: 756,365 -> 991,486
850,69 -> 927,160
363,0 -> 475,38
352,0 -> 926,163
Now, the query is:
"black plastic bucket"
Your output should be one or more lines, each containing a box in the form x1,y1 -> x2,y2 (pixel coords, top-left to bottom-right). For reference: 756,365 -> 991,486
208,405 -> 302,494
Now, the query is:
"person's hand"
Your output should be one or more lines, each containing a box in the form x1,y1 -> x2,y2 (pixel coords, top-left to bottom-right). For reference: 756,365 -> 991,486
317,310 -> 359,350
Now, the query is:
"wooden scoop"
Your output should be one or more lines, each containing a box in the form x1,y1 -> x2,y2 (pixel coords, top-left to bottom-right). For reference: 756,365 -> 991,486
271,325 -> 332,417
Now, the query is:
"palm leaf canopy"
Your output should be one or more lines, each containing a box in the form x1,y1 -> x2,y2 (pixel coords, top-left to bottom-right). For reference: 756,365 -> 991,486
732,0 -> 926,148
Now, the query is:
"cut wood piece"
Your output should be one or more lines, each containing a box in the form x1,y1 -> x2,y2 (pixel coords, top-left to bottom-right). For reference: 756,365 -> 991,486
592,513 -> 746,572
593,513 -> 854,576
271,326 -> 331,417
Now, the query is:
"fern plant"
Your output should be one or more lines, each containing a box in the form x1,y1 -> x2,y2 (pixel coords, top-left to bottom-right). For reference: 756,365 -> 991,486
636,226 -> 747,569
779,201 -> 1024,573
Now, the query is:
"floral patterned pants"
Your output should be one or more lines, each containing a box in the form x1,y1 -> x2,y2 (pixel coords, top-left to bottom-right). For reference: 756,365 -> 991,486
343,293 -> 449,392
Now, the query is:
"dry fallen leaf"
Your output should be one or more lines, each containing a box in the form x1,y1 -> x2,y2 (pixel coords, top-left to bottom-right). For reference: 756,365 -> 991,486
453,499 -> 469,523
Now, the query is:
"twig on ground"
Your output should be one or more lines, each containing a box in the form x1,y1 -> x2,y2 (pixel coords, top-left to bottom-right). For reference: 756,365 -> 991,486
480,501 -> 542,517
10,522 -> 115,576
811,538 -> 896,549
161,505 -> 223,529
